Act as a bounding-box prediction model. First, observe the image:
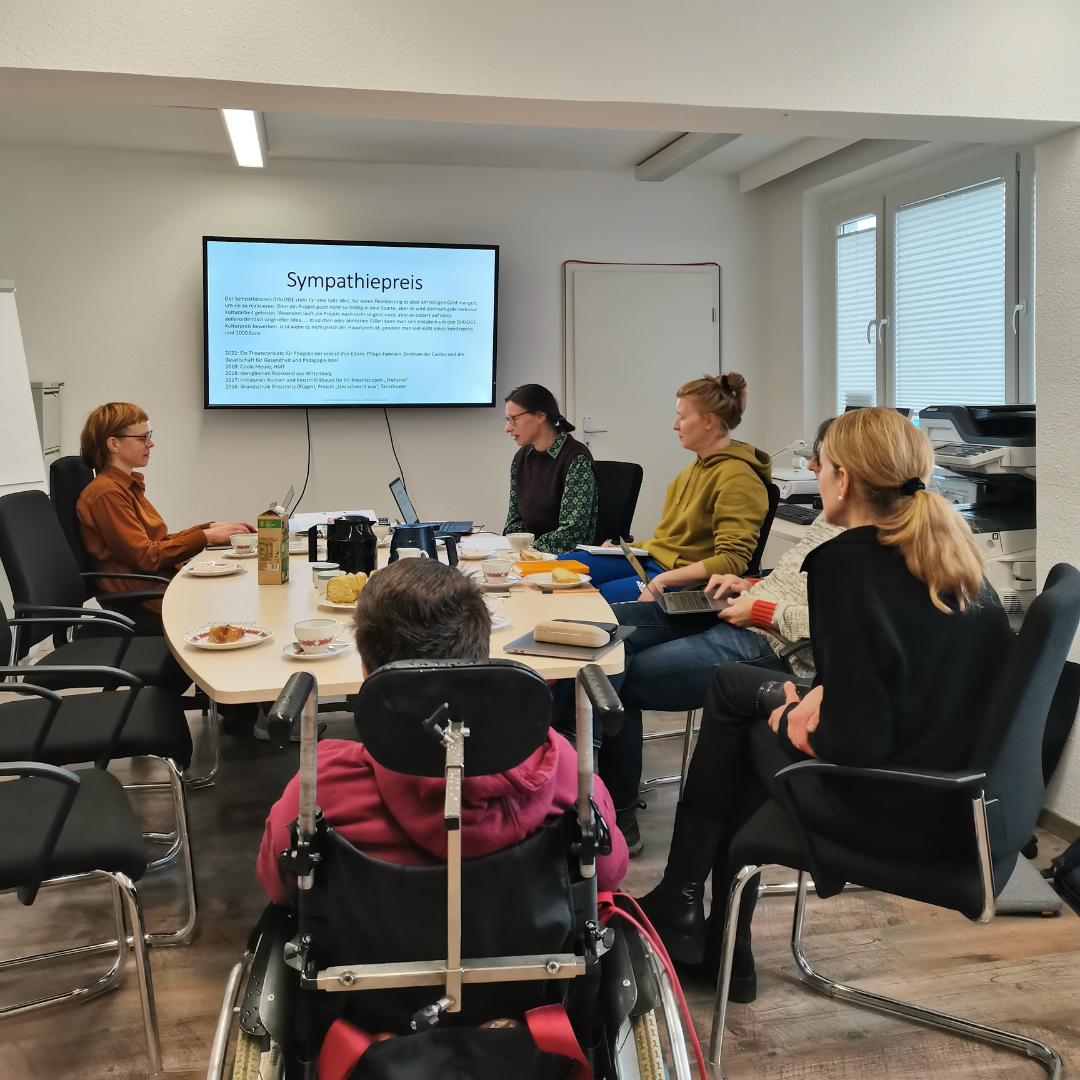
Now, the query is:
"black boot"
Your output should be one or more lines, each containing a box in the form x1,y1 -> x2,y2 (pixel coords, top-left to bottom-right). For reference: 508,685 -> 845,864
676,914 -> 757,1002
636,803 -> 725,966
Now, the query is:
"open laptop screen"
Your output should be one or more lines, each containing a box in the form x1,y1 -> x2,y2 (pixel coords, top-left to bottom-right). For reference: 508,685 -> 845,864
389,478 -> 420,525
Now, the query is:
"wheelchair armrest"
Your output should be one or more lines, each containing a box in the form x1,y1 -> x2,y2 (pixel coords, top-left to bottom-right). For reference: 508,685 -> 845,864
0,761 -> 81,905
577,663 -> 624,736
776,759 -> 988,792
83,571 -> 172,585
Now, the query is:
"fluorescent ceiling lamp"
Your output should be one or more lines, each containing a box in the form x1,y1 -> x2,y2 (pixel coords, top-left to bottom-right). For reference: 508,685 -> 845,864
220,109 -> 266,168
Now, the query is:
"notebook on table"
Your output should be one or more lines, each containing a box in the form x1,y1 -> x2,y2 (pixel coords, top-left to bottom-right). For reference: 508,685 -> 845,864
389,477 -> 472,536
619,541 -> 732,616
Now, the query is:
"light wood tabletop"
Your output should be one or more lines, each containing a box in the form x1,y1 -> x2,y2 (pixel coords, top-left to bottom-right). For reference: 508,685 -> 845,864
162,546 -> 624,704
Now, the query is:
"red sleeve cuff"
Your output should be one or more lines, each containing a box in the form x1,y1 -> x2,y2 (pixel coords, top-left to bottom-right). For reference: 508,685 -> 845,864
750,599 -> 777,629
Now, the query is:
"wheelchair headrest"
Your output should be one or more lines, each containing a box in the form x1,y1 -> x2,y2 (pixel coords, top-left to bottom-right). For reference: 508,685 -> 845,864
353,658 -> 554,777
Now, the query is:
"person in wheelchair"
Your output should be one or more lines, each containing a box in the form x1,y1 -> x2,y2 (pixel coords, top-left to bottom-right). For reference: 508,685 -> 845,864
639,407 -> 1014,1000
257,557 -> 629,904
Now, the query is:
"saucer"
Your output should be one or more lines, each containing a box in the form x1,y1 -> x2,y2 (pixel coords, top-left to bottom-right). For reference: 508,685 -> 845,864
183,560 -> 243,577
458,551 -> 492,561
525,572 -> 592,590
318,599 -> 358,612
282,639 -> 352,660
490,615 -> 511,629
223,548 -> 258,559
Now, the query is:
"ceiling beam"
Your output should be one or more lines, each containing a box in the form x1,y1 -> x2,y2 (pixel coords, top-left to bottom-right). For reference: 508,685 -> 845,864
738,136 -> 859,192
635,131 -> 740,181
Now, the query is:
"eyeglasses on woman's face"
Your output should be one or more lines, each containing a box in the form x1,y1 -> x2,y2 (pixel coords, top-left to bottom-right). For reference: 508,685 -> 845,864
116,430 -> 153,445
503,410 -> 532,427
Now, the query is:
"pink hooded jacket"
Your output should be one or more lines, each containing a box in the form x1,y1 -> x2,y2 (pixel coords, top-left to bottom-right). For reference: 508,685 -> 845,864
257,730 -> 629,903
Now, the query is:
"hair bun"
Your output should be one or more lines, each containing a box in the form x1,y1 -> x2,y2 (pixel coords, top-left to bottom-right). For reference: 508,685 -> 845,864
721,371 -> 747,394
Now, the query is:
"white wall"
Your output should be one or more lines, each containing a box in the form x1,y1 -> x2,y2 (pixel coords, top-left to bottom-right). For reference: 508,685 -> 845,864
1035,127 -> 1080,826
2,2 -> 1079,140
0,143 -> 761,535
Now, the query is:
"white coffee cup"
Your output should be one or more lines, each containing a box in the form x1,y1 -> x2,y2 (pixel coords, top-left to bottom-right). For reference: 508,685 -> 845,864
372,524 -> 391,542
311,561 -> 340,586
482,559 -> 514,585
230,533 -> 258,555
294,618 -> 339,654
396,547 -> 428,559
506,532 -> 534,551
316,569 -> 345,598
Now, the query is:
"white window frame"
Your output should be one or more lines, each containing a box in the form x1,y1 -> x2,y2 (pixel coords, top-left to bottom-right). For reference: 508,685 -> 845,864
825,148 -> 1035,414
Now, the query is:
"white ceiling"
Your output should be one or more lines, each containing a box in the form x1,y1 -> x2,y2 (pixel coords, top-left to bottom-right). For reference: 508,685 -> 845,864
0,100 -> 806,176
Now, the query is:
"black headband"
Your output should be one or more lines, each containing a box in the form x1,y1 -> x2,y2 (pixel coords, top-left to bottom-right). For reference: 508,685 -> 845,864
898,477 -> 926,497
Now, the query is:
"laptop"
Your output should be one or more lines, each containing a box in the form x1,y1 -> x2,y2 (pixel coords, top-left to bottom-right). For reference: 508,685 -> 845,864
389,477 -> 473,537
619,540 -> 731,616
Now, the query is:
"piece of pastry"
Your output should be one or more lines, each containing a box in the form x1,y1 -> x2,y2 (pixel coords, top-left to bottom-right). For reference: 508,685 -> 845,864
550,567 -> 581,584
208,624 -> 245,644
327,576 -> 357,604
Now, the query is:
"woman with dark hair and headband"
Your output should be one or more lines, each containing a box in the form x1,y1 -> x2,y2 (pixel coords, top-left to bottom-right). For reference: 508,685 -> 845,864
503,383 -> 597,554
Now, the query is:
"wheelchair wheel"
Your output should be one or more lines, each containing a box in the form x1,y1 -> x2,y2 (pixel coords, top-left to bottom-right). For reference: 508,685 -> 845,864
231,1031 -> 281,1080
632,1011 -> 665,1080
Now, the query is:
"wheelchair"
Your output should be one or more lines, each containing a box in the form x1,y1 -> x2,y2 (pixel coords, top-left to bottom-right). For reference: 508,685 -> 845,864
208,658 -> 701,1080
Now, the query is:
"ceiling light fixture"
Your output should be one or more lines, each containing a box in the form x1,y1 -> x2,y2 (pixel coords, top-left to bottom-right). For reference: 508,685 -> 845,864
220,109 -> 266,168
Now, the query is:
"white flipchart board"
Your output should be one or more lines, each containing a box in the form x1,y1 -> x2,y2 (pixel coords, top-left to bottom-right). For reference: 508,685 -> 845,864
0,282 -> 46,495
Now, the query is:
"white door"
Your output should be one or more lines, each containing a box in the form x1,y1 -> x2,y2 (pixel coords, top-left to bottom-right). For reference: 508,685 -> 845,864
565,263 -> 720,538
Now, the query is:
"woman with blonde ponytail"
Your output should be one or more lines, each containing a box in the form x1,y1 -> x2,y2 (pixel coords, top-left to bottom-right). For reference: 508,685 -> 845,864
638,407 -> 1014,997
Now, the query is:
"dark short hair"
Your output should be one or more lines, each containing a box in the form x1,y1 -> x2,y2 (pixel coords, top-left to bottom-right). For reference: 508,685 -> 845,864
353,558 -> 490,671
812,417 -> 836,458
505,383 -> 575,433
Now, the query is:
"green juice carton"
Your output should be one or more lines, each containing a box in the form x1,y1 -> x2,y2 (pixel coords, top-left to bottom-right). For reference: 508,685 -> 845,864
257,504 -> 290,585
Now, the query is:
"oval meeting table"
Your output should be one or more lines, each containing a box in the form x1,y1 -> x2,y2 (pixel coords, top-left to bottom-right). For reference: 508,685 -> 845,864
162,544 -> 624,707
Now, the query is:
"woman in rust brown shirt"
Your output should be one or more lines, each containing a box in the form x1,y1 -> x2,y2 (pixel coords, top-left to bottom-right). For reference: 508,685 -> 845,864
77,402 -> 253,628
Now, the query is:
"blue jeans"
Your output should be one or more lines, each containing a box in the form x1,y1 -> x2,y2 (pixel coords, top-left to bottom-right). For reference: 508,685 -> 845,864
598,601 -> 785,811
557,551 -> 667,603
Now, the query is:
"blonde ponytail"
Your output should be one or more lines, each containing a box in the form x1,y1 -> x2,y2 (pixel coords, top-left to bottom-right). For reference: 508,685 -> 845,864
822,408 -> 984,612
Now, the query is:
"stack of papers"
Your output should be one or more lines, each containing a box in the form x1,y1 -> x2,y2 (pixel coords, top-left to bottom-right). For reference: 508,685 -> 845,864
576,544 -> 648,557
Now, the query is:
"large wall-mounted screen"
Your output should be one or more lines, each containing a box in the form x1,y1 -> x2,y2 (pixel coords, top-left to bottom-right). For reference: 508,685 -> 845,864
204,237 -> 498,408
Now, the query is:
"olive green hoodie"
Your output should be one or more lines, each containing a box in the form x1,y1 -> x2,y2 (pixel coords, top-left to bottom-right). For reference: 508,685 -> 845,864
642,440 -> 772,578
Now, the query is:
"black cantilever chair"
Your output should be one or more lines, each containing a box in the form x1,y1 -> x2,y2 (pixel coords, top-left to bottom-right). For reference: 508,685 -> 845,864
592,461 -> 644,545
709,562 -> 1080,1080
0,753 -> 161,1077
49,455 -> 171,628
0,489 -> 190,695
0,601 -> 197,945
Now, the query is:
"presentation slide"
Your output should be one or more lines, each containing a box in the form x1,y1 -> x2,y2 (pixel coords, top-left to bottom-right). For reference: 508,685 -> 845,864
204,238 -> 498,408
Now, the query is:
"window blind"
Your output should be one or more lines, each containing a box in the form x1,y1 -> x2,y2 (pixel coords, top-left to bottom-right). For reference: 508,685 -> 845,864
835,224 -> 877,412
893,179 -> 1006,414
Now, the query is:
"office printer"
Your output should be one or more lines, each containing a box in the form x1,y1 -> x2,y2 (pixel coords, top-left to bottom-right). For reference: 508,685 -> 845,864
919,405 -> 1036,625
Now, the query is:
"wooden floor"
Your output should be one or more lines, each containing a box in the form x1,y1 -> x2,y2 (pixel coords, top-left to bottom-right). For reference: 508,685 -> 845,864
3,707 -> 1079,1079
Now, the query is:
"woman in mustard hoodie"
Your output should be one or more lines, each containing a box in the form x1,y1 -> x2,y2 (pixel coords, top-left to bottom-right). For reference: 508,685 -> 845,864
569,372 -> 771,603
559,373 -> 771,852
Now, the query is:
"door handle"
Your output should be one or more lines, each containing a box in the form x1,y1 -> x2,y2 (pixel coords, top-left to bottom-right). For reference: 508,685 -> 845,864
582,417 -> 606,449
1012,301 -> 1027,335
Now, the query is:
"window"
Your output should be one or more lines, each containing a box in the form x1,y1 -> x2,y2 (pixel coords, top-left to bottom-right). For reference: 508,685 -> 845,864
893,180 -> 1006,414
836,214 -> 878,412
830,151 -> 1031,418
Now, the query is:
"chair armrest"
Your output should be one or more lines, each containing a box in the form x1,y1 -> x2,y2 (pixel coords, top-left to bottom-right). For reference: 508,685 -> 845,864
98,590 -> 167,605
12,604 -> 135,629
6,614 -> 133,672
0,684 -> 64,757
778,638 -> 812,661
0,760 -> 81,905
83,571 -> 172,585
776,758 -> 988,792
577,663 -> 624,736
0,665 -> 142,690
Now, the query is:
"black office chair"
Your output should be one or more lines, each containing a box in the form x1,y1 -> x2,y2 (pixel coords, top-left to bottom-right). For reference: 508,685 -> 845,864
0,601 -> 197,944
592,461 -> 643,545
744,481 -> 781,578
0,751 -> 161,1076
708,562 -> 1080,1079
0,489 -> 190,695
49,456 -> 172,628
